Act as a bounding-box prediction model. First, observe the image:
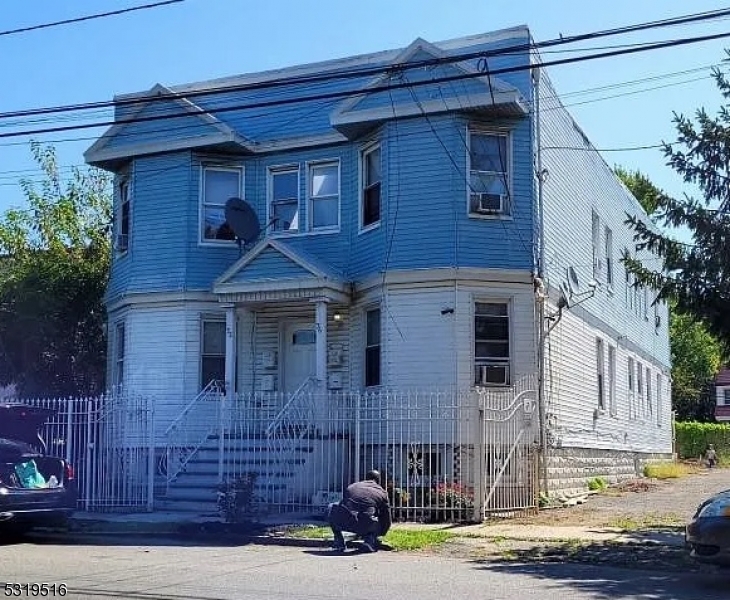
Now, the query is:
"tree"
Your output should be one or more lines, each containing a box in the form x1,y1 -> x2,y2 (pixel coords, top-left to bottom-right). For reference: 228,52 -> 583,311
616,166 -> 726,421
0,142 -> 112,397
624,62 -> 730,351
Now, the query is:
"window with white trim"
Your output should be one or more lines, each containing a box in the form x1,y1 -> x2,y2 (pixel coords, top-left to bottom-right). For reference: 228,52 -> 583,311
596,338 -> 605,410
117,180 -> 131,253
365,308 -> 381,387
636,361 -> 644,417
723,389 -> 730,406
608,345 -> 616,416
656,373 -> 663,426
604,226 -> 613,288
646,366 -> 653,417
474,302 -> 510,386
269,167 -> 299,233
114,322 -> 125,389
468,132 -> 510,216
591,211 -> 601,278
309,161 -> 339,230
201,166 -> 242,242
201,319 -> 226,391
361,145 -> 381,228
627,357 -> 635,419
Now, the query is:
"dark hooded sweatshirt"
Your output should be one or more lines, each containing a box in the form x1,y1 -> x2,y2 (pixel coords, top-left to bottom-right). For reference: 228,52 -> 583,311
329,479 -> 391,537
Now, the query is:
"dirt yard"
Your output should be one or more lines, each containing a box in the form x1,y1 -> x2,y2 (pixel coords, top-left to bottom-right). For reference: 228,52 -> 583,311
506,467 -> 730,528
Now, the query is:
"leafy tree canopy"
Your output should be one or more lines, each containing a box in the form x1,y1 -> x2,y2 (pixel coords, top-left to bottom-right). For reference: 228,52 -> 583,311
0,142 -> 112,396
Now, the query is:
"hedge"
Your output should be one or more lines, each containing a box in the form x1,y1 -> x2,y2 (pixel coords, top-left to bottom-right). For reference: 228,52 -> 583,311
675,421 -> 730,459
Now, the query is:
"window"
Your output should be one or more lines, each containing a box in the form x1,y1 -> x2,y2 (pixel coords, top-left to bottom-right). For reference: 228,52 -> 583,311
201,319 -> 226,390
596,339 -> 605,410
657,373 -> 663,426
365,308 -> 381,387
643,286 -> 649,320
475,302 -> 510,386
627,357 -> 635,419
723,389 -> 730,406
117,180 -> 131,253
201,166 -> 242,241
114,322 -> 125,389
636,361 -> 644,417
269,168 -> 299,233
608,345 -> 616,416
361,145 -> 381,228
468,132 -> 510,216
591,211 -> 601,278
625,257 -> 633,310
309,162 -> 339,230
604,226 -> 613,287
646,366 -> 652,416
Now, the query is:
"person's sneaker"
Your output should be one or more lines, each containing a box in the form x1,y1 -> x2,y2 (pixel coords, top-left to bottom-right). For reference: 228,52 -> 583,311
360,540 -> 377,553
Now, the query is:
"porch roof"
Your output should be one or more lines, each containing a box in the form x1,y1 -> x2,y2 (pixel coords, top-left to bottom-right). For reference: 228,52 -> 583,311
213,238 -> 351,303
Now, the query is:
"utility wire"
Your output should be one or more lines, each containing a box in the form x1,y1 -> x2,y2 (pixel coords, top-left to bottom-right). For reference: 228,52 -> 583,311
0,6 -> 729,122
3,28 -> 730,141
0,0 -> 184,38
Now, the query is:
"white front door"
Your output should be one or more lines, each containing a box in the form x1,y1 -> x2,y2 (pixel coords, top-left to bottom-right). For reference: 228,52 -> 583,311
282,321 -> 317,393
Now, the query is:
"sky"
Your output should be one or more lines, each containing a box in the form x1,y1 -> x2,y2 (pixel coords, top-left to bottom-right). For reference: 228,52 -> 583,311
1,0 -> 729,215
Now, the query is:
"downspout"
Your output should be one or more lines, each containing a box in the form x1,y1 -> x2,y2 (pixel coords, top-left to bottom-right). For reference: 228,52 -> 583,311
533,62 -> 550,498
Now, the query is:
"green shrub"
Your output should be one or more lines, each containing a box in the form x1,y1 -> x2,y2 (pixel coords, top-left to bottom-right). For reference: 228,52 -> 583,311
587,477 -> 608,491
675,421 -> 730,461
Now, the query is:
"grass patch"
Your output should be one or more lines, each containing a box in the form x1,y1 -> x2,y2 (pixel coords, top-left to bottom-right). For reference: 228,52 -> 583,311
284,525 -> 453,551
608,513 -> 684,531
642,461 -> 692,479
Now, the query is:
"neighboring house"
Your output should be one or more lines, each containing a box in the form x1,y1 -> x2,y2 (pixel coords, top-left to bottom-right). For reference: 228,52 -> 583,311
714,368 -> 730,421
85,25 -> 671,514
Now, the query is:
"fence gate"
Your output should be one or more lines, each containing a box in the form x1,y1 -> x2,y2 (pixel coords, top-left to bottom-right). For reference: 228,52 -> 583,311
479,374 -> 540,516
7,394 -> 154,512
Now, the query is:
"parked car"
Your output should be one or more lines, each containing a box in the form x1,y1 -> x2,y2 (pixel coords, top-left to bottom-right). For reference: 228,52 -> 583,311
0,404 -> 77,536
686,488 -> 730,566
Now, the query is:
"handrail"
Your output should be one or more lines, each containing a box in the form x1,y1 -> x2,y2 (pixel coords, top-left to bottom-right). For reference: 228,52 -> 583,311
160,379 -> 224,488
265,376 -> 317,437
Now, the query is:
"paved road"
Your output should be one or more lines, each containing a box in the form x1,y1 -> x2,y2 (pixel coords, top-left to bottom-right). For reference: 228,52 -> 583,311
1,535 -> 728,600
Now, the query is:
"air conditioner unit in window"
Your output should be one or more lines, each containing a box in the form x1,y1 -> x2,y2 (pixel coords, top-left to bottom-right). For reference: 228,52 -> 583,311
115,234 -> 129,252
470,193 -> 505,215
477,364 -> 510,386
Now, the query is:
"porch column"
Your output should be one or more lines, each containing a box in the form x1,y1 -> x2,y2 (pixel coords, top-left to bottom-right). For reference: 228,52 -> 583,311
315,299 -> 328,386
224,304 -> 237,398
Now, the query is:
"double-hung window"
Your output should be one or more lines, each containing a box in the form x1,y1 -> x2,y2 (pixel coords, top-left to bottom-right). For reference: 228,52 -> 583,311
604,226 -> 613,288
114,322 -> 125,389
365,308 -> 381,387
201,319 -> 226,391
627,357 -> 635,419
201,166 -> 242,242
269,168 -> 299,233
596,339 -> 605,410
117,180 -> 131,253
636,361 -> 644,418
468,132 -> 510,216
309,161 -> 339,230
591,211 -> 601,278
474,302 -> 510,386
608,345 -> 616,416
361,145 -> 381,228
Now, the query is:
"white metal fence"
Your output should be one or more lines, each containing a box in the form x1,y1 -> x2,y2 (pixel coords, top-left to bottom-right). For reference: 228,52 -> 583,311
212,377 -> 539,522
3,394 -> 154,512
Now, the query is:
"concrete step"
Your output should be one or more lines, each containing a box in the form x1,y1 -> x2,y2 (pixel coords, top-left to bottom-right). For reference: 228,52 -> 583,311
154,499 -> 219,514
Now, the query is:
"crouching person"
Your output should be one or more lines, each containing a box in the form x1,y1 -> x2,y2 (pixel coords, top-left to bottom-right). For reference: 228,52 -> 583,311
327,470 -> 391,553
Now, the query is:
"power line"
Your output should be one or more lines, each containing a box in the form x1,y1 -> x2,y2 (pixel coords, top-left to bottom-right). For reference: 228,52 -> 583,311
3,28 -> 730,141
1,6 -> 729,123
0,0 -> 185,38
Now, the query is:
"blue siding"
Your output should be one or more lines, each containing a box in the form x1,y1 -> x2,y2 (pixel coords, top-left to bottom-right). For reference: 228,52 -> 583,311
228,247 -> 311,283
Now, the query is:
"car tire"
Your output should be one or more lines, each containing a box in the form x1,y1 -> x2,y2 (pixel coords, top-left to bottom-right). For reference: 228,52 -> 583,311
0,524 -> 31,542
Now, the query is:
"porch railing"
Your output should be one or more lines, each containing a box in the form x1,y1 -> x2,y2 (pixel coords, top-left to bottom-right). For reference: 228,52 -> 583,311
160,379 -> 224,491
265,377 -> 318,462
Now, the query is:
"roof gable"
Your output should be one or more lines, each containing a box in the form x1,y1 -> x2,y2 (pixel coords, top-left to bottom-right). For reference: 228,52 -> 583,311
84,84 -> 250,166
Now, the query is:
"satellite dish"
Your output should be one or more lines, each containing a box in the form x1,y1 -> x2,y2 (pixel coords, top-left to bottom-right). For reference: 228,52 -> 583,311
224,197 -> 261,245
566,266 -> 580,296
558,282 -> 571,309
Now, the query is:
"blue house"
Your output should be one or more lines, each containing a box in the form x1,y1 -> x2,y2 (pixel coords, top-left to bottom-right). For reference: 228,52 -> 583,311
85,26 -> 672,516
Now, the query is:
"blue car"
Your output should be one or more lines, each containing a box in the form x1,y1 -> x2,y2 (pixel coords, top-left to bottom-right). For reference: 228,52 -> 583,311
0,404 -> 77,537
